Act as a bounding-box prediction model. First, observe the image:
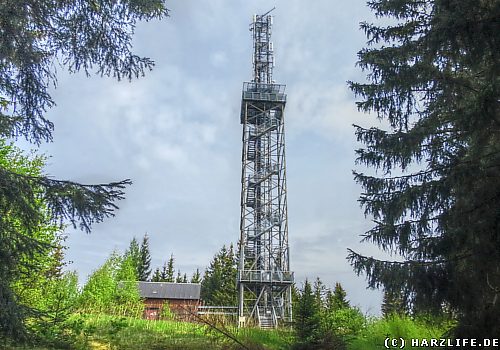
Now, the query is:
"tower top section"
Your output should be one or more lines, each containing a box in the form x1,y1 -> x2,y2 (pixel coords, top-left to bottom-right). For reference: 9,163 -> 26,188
250,8 -> 276,84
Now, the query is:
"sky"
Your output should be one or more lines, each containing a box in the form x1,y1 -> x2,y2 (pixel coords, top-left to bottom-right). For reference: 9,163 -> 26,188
37,0 -> 388,315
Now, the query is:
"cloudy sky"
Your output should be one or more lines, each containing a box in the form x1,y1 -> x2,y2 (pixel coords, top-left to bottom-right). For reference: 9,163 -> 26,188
37,0 -> 388,314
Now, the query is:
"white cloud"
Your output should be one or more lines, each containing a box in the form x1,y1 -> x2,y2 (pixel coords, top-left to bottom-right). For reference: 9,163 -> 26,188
210,51 -> 229,67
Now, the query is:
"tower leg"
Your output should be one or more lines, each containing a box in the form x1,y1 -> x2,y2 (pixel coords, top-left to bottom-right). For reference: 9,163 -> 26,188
238,283 -> 245,327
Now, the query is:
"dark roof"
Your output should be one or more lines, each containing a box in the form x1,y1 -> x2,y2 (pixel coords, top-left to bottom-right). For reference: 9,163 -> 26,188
137,281 -> 201,300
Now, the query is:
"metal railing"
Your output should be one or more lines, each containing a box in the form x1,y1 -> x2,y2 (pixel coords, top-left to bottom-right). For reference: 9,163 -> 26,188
242,82 -> 286,102
238,270 -> 294,283
243,82 -> 286,93
197,306 -> 238,316
272,305 -> 278,328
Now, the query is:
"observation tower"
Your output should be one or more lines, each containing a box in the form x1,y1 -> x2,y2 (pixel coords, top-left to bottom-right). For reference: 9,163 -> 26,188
237,9 -> 293,329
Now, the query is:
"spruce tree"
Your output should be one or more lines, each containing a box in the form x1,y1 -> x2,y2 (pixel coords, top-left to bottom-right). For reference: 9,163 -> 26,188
175,270 -> 183,283
201,244 -> 237,306
160,262 -> 168,282
326,282 -> 350,312
151,268 -> 161,282
166,254 -> 175,282
294,280 -> 321,346
45,241 -> 67,280
191,268 -> 202,283
291,283 -> 301,316
138,234 -> 152,281
159,254 -> 175,282
0,1 -> 168,339
313,277 -> 327,310
381,289 -> 406,318
348,0 -> 499,338
125,238 -> 140,266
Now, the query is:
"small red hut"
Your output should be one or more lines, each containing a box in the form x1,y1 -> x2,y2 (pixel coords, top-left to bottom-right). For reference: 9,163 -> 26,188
138,281 -> 201,321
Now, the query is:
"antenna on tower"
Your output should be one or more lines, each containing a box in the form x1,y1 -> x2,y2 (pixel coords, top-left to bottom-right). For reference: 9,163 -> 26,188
249,8 -> 277,84
260,7 -> 276,18
249,7 -> 275,27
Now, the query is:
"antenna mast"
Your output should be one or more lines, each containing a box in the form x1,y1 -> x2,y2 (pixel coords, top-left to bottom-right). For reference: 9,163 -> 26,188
251,7 -> 275,84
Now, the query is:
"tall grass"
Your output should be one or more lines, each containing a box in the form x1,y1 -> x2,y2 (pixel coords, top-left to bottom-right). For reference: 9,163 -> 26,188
68,313 -> 212,349
66,313 -> 291,350
347,314 -> 453,350
6,312 -> 452,350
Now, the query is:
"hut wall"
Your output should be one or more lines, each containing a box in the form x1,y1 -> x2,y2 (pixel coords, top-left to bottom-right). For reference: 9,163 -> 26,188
143,298 -> 199,321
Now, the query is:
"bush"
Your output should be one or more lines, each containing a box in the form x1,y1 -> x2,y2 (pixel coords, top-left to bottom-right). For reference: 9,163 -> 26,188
322,307 -> 366,339
348,314 -> 452,350
78,252 -> 143,316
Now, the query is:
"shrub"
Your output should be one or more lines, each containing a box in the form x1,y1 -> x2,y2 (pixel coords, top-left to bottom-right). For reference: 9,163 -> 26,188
348,314 -> 452,350
322,307 -> 366,338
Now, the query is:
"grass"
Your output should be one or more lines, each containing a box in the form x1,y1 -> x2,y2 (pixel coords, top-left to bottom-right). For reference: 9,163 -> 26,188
4,313 -> 452,350
347,314 -> 454,350
2,313 -> 292,350
232,327 -> 293,349
65,313 -> 292,350
71,313 -> 224,349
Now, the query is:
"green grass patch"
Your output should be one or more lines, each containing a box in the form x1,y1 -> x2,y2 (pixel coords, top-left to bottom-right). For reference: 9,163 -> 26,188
62,313 -> 291,350
347,314 -> 454,350
69,313 -> 217,349
231,327 -> 293,350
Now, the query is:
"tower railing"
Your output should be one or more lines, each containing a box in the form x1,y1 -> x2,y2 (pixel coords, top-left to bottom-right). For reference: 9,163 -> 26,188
242,82 -> 286,102
238,270 -> 294,284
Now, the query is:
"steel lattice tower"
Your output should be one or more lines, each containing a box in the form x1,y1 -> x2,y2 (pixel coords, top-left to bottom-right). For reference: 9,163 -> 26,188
237,9 -> 293,329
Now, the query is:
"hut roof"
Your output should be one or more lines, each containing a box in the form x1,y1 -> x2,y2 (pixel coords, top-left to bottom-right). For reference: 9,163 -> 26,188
137,281 -> 201,300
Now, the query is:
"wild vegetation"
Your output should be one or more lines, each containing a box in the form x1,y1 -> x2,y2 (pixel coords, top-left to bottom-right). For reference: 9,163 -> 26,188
291,278 -> 453,349
0,0 -> 169,341
1,264 -> 454,350
1,0 -> 497,348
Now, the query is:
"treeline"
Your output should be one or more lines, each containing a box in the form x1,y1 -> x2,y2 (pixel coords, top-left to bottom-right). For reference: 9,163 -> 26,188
80,233 -> 239,308
293,278 -> 364,349
122,234 -> 238,305
292,278 -> 451,350
115,234 -> 202,284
